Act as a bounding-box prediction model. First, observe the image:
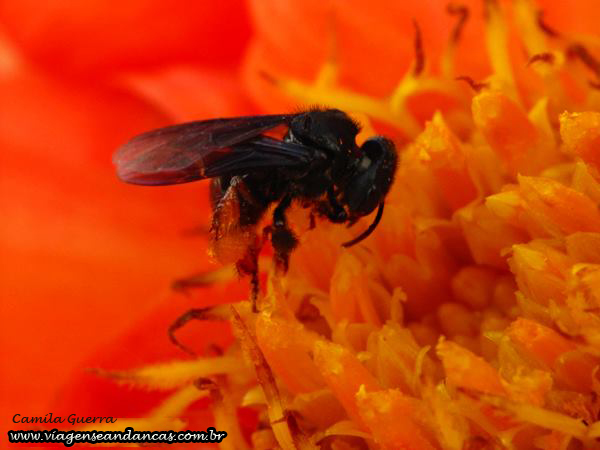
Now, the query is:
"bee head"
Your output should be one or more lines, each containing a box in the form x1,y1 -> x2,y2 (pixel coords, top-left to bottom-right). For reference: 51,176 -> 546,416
343,137 -> 397,218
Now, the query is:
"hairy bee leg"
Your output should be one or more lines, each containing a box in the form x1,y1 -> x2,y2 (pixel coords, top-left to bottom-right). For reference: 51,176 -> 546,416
236,244 -> 260,312
168,307 -> 212,355
316,187 -> 348,223
271,194 -> 298,273
168,306 -> 230,355
250,262 -> 259,312
309,212 -> 316,230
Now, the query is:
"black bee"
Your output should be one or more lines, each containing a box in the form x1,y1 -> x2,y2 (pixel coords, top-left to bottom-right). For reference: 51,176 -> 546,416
114,108 -> 397,303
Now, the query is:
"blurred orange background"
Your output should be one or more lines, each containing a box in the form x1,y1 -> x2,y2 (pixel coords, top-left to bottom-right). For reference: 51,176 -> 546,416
1,0 -> 597,445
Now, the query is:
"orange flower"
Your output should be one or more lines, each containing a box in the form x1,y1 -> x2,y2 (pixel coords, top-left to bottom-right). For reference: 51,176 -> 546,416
4,0 -> 600,449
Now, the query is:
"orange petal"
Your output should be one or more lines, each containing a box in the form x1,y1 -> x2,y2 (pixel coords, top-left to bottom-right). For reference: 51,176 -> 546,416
519,175 -> 600,236
414,114 -> 478,210
560,111 -> 600,173
565,232 -> 600,264
509,242 -> 571,306
0,0 -> 251,75
330,253 -> 381,325
505,318 -> 576,368
255,313 -> 325,394
437,302 -> 479,338
437,339 -> 505,396
554,350 -> 599,393
457,202 -> 528,269
370,323 -> 435,394
0,66 -> 248,428
451,266 -> 498,310
569,263 -> 600,308
123,66 -> 256,122
312,339 -> 380,428
472,90 -> 540,176
535,0 -> 599,36
356,388 -> 435,450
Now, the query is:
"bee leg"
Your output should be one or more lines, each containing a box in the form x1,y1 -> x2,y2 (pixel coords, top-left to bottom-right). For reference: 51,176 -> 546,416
167,307 -> 227,355
236,244 -> 260,312
271,194 -> 298,273
250,260 -> 259,311
316,187 -> 348,223
309,212 -> 316,230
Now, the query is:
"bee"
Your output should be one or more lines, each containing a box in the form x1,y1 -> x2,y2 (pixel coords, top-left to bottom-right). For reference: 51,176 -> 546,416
114,108 -> 397,305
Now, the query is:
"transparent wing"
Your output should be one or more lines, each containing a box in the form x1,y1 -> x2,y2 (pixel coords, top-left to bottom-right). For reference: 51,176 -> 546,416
113,114 -> 307,185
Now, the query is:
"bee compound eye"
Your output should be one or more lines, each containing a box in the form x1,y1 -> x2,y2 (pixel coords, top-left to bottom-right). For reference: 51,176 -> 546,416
362,138 -> 384,161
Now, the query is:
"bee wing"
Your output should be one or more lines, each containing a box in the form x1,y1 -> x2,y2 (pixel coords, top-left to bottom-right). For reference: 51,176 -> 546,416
113,114 -> 306,185
201,136 -> 313,178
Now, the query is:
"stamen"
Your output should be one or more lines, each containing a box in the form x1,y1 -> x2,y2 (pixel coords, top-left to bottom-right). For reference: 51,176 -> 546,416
447,3 -> 469,44
455,76 -> 489,92
266,70 -> 424,137
412,20 -> 425,77
443,3 -> 469,78
231,307 -> 308,448
259,14 -> 462,139
527,52 -> 555,67
537,10 -> 560,38
513,0 -> 550,57
567,43 -> 600,82
484,0 -> 517,96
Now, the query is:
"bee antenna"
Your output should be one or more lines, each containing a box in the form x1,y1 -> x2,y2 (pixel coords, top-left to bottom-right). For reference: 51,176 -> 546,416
341,203 -> 385,248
